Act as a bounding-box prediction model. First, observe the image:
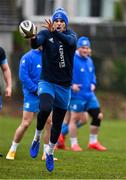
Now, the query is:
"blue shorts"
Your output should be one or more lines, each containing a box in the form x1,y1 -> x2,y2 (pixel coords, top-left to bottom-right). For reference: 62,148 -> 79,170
38,80 -> 71,110
0,96 -> 2,111
23,93 -> 39,112
69,95 -> 100,112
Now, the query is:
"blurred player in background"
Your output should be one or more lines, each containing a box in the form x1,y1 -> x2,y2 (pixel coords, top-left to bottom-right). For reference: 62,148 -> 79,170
67,36 -> 107,151
6,47 -> 57,161
25,8 -> 77,172
0,47 -> 12,157
6,47 -> 42,160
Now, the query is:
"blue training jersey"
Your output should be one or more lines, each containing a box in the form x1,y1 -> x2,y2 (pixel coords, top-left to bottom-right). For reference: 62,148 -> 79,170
71,52 -> 96,100
19,49 -> 42,95
31,29 -> 77,87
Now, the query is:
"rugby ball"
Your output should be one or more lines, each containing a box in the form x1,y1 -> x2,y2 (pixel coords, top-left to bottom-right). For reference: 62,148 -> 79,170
19,20 -> 36,38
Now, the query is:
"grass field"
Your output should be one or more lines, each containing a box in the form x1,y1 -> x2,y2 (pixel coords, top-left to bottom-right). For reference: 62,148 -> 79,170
0,115 -> 126,179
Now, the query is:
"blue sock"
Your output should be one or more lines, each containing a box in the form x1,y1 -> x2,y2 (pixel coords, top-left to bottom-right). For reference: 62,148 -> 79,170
61,123 -> 69,135
61,121 -> 84,136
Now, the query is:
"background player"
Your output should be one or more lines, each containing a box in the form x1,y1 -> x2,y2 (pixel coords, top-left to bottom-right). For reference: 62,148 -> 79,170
0,46 -> 12,157
68,36 -> 107,151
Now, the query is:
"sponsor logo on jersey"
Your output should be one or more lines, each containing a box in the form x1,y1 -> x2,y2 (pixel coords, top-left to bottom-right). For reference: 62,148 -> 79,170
72,104 -> 77,110
37,64 -> 41,68
24,103 -> 30,108
89,67 -> 93,72
49,38 -> 54,43
59,44 -> 65,68
80,68 -> 85,72
22,59 -> 25,64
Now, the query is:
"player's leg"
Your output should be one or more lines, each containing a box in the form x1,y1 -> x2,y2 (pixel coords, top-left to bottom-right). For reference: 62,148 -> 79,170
76,112 -> 89,128
30,80 -> 55,158
87,95 -> 107,151
57,111 -> 88,150
6,111 -> 34,160
45,84 -> 70,172
6,94 -> 39,160
61,111 -> 71,135
56,111 -> 70,149
30,93 -> 54,158
69,111 -> 84,151
61,112 -> 88,137
42,113 -> 58,161
68,99 -> 87,151
42,114 -> 52,160
46,106 -> 67,171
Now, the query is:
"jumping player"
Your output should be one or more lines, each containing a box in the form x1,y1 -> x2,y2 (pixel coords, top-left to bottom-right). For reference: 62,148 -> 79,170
28,8 -> 77,172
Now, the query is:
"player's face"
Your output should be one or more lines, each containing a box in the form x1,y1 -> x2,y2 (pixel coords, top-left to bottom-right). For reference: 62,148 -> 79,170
78,46 -> 90,57
53,19 -> 66,32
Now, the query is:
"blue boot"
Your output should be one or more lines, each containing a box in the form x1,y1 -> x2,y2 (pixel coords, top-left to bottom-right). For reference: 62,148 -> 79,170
46,153 -> 54,172
30,140 -> 40,158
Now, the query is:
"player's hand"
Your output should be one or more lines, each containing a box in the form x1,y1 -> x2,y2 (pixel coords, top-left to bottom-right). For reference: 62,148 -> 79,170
91,84 -> 96,91
42,19 -> 54,32
25,25 -> 37,39
72,84 -> 82,92
5,86 -> 12,97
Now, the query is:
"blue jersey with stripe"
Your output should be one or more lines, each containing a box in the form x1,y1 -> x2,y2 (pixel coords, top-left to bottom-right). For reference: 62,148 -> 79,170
19,49 -> 42,95
72,52 -> 96,100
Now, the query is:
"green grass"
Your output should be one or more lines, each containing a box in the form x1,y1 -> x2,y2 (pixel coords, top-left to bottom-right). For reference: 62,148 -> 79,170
0,115 -> 126,179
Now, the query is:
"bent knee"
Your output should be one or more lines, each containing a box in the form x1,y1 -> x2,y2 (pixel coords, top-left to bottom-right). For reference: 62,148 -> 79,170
98,112 -> 103,120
